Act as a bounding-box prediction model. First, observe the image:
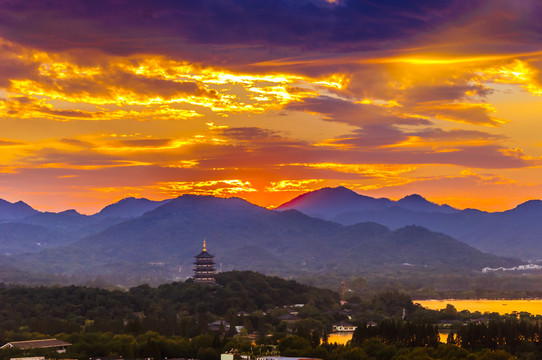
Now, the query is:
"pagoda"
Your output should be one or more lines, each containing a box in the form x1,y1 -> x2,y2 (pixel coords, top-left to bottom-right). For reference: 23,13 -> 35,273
193,239 -> 216,284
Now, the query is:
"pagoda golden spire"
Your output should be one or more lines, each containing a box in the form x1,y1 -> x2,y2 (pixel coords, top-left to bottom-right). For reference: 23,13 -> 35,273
203,238 -> 207,252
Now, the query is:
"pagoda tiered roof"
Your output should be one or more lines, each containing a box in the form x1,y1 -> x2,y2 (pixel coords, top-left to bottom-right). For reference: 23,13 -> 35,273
195,250 -> 214,259
193,239 -> 216,284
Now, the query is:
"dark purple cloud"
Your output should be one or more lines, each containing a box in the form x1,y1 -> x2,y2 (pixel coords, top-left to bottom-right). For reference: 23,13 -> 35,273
110,138 -> 173,147
408,128 -> 505,142
413,102 -> 503,126
104,72 -> 219,99
327,124 -> 409,148
316,126 -> 504,150
21,68 -> 218,101
0,138 -> 23,146
18,146 -> 126,167
288,96 -> 431,126
194,138 -> 534,170
0,0 -> 486,64
404,84 -> 493,104
216,127 -> 283,142
59,138 -> 94,148
0,51 -> 39,87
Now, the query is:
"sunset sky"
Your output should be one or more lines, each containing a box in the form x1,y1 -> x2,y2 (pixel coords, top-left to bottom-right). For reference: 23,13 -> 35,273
1,0 -> 542,213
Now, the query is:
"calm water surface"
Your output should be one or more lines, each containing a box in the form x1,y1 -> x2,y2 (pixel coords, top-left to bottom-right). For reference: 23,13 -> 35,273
327,300 -> 542,346
415,299 -> 542,315
327,332 -> 353,345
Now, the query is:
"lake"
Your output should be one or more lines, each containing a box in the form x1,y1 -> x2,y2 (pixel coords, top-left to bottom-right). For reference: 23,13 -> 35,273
417,299 -> 542,343
327,332 -> 353,345
415,299 -> 542,316
326,299 -> 542,345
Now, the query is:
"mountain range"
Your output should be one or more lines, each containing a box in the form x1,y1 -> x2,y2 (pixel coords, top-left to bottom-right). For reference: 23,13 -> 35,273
0,187 -> 537,285
0,197 -> 170,254
277,187 -> 542,260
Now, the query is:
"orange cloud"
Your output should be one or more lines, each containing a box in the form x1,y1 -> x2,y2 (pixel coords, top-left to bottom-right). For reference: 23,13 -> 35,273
283,163 -> 417,177
412,102 -> 505,126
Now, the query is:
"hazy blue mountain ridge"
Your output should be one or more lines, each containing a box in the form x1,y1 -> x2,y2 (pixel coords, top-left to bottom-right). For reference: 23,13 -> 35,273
93,197 -> 171,220
15,194 -> 519,283
0,190 -> 528,285
277,187 -> 542,260
0,199 -> 38,221
0,197 -> 175,256
276,186 -> 458,219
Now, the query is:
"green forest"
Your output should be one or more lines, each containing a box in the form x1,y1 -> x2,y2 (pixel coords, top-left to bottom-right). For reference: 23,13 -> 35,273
0,271 -> 540,360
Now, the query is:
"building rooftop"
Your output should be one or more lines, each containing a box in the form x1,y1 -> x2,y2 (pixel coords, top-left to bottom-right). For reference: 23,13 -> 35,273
332,321 -> 354,326
0,339 -> 72,350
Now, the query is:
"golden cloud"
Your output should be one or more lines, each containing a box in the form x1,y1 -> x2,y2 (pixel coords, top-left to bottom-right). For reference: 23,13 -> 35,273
0,38 -> 348,122
157,180 -> 257,197
477,59 -> 542,96
265,179 -> 324,192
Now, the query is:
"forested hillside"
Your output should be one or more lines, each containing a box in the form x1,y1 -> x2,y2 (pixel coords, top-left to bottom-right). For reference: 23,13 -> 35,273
0,271 -> 339,336
0,271 -> 538,360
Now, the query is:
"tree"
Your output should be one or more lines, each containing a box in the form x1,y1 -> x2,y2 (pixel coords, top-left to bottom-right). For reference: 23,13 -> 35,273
310,330 -> 321,348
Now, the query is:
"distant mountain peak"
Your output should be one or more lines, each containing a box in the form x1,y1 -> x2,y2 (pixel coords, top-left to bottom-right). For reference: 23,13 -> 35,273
94,197 -> 171,219
154,193 -> 262,214
115,196 -> 150,203
276,186 -> 464,219
324,185 -> 357,193
397,194 -> 457,214
276,186 -> 393,219
512,199 -> 542,212
0,198 -> 38,220
399,194 -> 427,202
278,186 -> 363,207
170,193 -> 248,203
59,209 -> 81,216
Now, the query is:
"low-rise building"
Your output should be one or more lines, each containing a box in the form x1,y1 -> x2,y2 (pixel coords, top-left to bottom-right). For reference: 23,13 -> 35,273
332,321 -> 357,332
0,339 -> 72,354
209,320 -> 231,333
